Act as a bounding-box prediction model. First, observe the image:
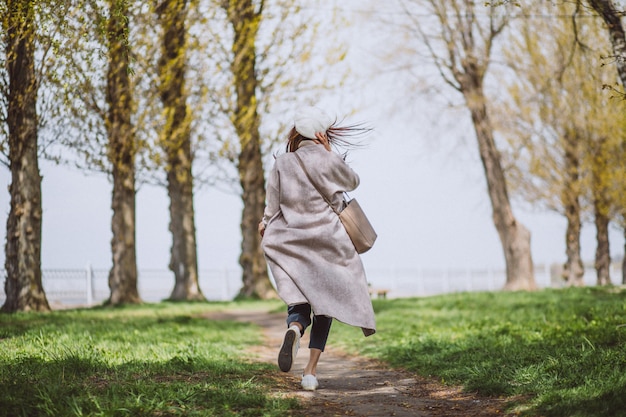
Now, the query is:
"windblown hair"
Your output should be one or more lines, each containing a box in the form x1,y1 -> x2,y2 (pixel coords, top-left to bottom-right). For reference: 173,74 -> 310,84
285,120 -> 372,153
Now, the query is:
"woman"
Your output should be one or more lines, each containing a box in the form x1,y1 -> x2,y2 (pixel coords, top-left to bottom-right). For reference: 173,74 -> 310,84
258,106 -> 376,391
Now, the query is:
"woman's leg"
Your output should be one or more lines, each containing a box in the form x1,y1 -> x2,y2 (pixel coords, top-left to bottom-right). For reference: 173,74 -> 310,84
286,303 -> 311,334
303,315 -> 332,376
279,304 -> 311,372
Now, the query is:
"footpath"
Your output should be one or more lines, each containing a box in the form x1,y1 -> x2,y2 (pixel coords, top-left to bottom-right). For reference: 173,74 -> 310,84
210,310 -> 512,417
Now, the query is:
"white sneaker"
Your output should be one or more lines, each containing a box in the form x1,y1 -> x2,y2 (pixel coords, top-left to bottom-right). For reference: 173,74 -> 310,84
301,374 -> 319,391
278,326 -> 300,372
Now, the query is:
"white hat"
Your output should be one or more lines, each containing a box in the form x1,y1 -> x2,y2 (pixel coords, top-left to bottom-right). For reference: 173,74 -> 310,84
294,106 -> 333,139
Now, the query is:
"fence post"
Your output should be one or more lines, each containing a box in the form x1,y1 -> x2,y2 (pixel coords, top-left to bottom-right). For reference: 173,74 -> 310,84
86,263 -> 93,305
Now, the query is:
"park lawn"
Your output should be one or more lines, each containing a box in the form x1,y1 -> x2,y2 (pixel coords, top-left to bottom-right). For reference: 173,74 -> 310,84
0,300 -> 297,417
331,286 -> 626,417
3,288 -> 625,417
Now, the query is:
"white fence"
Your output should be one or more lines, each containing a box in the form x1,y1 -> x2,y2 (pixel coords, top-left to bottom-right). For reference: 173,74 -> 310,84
365,263 -> 623,298
0,268 -> 241,307
0,263 -> 622,307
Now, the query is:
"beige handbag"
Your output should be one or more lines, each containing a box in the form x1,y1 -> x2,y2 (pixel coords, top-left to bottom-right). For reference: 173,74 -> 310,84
294,153 -> 377,254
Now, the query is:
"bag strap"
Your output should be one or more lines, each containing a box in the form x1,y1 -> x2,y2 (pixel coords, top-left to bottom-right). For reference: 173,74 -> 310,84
293,152 -> 340,215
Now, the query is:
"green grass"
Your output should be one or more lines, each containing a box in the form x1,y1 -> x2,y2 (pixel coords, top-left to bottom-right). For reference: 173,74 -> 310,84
331,286 -> 626,417
3,288 -> 626,417
0,300 -> 296,417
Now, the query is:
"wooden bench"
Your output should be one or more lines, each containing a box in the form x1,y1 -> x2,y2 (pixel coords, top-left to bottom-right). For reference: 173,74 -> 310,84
368,288 -> 389,299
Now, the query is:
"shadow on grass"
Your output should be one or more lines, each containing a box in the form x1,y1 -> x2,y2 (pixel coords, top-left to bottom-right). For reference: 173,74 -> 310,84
0,355 -> 297,417
383,336 -> 626,417
535,381 -> 626,417
0,304 -> 299,417
360,288 -> 626,417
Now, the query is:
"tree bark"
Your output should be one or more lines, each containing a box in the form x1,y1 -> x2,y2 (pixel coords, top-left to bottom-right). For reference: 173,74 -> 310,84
105,0 -> 141,305
563,198 -> 585,286
462,78 -> 536,291
156,0 -> 205,301
1,0 -> 50,312
594,205 -> 612,285
561,131 -> 585,286
223,0 -> 275,299
416,0 -> 536,290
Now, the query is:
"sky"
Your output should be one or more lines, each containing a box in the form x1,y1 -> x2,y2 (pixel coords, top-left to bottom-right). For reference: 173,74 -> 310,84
0,1 -> 624,284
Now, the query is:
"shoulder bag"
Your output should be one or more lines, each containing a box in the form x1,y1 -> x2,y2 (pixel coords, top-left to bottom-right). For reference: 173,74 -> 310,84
294,152 -> 377,254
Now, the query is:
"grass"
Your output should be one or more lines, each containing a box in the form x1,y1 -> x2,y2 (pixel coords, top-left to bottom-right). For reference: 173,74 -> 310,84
0,300 -> 296,417
3,288 -> 626,417
331,286 -> 626,416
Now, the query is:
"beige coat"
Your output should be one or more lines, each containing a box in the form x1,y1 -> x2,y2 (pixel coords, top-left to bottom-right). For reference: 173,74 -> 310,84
261,141 -> 376,336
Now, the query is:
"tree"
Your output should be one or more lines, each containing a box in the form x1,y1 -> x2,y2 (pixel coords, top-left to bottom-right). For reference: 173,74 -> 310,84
45,0 -> 346,302
585,0 -> 626,283
562,130 -> 585,286
156,0 -> 205,301
152,0 -> 350,299
220,0 -> 273,298
498,1 -> 624,286
105,0 -> 141,304
397,0 -> 536,290
589,135 -> 612,285
33,0 -> 142,304
497,2 -> 587,286
0,0 -> 50,312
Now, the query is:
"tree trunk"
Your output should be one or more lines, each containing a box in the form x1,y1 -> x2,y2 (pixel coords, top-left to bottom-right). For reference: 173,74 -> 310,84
156,0 -> 205,301
462,80 -> 536,291
223,0 -> 275,299
1,0 -> 50,312
105,0 -> 141,305
561,131 -> 585,286
589,134 -> 612,286
166,171 -> 203,300
594,206 -> 612,285
563,202 -> 585,286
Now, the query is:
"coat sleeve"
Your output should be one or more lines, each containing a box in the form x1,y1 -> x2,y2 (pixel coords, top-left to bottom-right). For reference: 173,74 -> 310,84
329,152 -> 360,192
262,163 -> 280,226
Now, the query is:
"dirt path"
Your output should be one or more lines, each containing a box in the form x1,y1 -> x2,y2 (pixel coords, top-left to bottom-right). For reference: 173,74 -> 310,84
209,309 -> 512,417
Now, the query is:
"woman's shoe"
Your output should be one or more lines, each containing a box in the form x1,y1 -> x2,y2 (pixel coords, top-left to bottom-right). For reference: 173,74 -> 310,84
301,374 -> 319,391
278,326 -> 300,372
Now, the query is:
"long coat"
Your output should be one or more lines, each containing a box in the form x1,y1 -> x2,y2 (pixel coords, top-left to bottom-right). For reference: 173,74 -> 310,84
261,141 -> 376,336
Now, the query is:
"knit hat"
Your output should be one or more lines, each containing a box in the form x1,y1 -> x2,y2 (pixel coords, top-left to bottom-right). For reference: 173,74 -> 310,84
294,106 -> 334,139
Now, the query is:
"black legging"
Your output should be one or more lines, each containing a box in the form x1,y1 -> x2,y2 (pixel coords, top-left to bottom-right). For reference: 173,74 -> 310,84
287,303 -> 333,351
